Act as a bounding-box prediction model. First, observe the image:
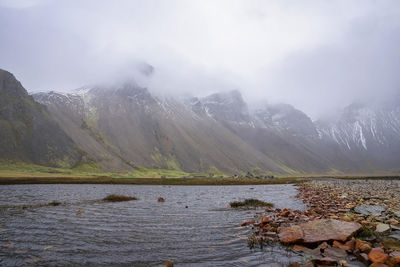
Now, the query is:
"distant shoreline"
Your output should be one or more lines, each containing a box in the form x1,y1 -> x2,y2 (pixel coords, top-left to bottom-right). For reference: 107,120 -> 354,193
0,175 -> 399,185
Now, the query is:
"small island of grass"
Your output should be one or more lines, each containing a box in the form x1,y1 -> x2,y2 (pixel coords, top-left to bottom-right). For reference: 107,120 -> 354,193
102,194 -> 138,202
229,199 -> 274,208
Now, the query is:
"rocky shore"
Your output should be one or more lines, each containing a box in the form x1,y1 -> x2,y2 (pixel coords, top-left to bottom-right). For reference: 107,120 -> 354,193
243,179 -> 400,267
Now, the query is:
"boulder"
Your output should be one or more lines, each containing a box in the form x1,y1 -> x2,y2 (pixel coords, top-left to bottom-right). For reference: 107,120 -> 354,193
279,219 -> 361,244
301,219 -> 361,243
368,247 -> 389,263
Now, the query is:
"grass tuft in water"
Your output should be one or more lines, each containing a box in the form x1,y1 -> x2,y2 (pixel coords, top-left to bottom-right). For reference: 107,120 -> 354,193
230,199 -> 274,208
103,194 -> 138,202
48,201 -> 62,206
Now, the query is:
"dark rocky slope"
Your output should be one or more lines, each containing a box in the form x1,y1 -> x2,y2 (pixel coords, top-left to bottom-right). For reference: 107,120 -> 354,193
0,69 -> 81,168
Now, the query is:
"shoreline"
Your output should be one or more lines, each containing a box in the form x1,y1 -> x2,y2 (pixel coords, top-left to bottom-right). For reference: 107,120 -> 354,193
0,175 -> 399,185
245,179 -> 400,266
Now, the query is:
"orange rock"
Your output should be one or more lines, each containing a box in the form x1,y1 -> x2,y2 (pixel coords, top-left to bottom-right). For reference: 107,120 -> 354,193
332,240 -> 354,252
344,239 -> 356,252
389,251 -> 400,264
261,216 -> 269,224
278,225 -> 303,244
359,243 -> 372,253
368,247 -> 389,263
355,239 -> 372,251
369,263 -> 388,267
280,209 -> 291,217
165,260 -> 174,267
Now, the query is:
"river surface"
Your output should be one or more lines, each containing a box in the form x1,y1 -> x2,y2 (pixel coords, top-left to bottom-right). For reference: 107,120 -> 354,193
0,184 -> 307,266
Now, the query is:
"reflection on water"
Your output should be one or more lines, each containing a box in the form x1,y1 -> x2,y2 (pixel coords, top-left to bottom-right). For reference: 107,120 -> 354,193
0,184 -> 306,266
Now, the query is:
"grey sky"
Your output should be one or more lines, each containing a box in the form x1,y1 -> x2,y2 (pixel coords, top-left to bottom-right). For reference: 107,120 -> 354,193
1,0 -> 399,118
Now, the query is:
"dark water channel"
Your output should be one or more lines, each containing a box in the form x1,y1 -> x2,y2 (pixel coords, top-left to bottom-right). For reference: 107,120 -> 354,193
0,184 -> 307,266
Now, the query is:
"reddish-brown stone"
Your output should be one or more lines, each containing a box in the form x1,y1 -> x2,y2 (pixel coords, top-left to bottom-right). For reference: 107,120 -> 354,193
261,216 -> 269,224
368,248 -> 389,263
301,219 -> 361,243
369,263 -> 388,267
241,221 -> 255,226
389,251 -> 400,264
278,225 -> 303,244
332,240 -> 352,252
355,239 -> 372,253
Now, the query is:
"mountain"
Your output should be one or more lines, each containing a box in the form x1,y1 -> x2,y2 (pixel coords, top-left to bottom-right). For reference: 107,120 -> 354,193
0,69 -> 82,167
32,78 -> 400,174
316,98 -> 400,172
1,68 -> 398,174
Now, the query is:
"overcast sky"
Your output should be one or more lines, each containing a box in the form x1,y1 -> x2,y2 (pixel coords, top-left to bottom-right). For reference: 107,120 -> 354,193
1,0 -> 399,118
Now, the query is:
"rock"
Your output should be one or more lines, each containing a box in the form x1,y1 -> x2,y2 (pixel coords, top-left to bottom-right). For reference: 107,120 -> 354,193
389,251 -> 400,264
358,253 -> 370,265
368,247 -> 389,263
278,225 -> 303,244
280,209 -> 291,217
318,242 -> 329,250
342,263 -> 359,267
354,205 -> 386,216
165,260 -> 174,267
389,230 -> 400,240
263,231 -> 277,238
375,223 -> 390,234
314,257 -> 337,265
287,262 -> 301,267
369,263 -> 388,267
332,240 -> 352,252
301,262 -> 313,267
301,219 -> 361,243
157,197 -> 165,202
261,216 -> 269,224
323,246 -> 348,260
355,239 -> 372,253
391,224 -> 400,231
292,244 -> 312,254
241,220 -> 255,227
345,239 -> 356,252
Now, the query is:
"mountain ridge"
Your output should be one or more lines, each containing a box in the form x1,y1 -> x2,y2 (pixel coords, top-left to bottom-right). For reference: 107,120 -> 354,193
1,68 -> 398,174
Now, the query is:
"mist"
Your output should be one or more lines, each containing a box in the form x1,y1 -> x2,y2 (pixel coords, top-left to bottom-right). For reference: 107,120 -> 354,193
1,0 -> 399,119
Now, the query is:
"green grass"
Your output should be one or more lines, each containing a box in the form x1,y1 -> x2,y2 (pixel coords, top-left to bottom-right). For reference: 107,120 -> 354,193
1,160 -> 399,185
102,194 -> 138,202
230,199 -> 274,208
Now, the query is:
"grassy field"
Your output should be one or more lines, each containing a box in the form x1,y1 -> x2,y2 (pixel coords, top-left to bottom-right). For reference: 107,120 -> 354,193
0,160 -> 399,185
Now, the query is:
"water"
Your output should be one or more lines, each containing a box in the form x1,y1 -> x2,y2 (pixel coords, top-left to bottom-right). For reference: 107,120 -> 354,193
0,184 -> 306,266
